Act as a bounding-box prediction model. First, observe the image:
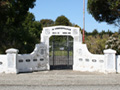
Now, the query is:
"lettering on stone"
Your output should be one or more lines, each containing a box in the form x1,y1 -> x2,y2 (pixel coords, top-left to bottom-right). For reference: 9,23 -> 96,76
79,58 -> 83,61
26,59 -> 30,62
85,59 -> 89,62
92,59 -> 97,62
40,58 -> 44,61
99,60 -> 104,63
19,59 -> 23,63
33,59 -> 37,62
54,27 -> 71,31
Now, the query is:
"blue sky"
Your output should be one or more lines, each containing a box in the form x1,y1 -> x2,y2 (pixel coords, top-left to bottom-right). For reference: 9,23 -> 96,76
29,0 -> 119,32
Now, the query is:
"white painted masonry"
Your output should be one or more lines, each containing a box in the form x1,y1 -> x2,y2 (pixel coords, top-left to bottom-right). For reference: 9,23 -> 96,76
6,48 -> 19,73
104,49 -> 116,73
17,43 -> 47,73
73,44 -> 105,72
41,26 -> 82,70
0,26 -> 118,74
116,55 -> 120,73
0,55 -> 7,73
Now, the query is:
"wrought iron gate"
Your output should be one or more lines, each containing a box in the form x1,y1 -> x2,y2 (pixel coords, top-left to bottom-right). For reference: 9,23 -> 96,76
49,36 -> 73,70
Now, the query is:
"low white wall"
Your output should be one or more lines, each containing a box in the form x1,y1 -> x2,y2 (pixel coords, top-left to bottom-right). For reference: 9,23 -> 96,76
17,54 -> 47,72
116,55 -> 120,73
17,43 -> 48,73
74,54 -> 105,72
0,43 -> 117,74
0,55 -> 7,73
73,44 -> 105,73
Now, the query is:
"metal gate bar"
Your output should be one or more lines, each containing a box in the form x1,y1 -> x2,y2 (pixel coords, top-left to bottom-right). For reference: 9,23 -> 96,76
49,36 -> 73,70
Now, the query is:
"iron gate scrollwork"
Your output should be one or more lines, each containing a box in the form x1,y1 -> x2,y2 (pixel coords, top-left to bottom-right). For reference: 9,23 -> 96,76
49,36 -> 73,70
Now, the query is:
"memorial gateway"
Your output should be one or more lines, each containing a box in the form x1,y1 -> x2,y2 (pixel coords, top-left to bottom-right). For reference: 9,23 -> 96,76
0,26 -> 120,74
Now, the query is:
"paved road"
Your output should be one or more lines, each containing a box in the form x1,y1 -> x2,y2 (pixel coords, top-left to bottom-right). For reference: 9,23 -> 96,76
0,70 -> 120,90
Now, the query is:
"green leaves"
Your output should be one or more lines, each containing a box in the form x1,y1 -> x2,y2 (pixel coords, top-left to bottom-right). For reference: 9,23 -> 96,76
19,12 -> 42,53
55,15 -> 72,26
105,33 -> 120,54
0,0 -> 37,53
86,34 -> 109,54
40,15 -> 72,27
87,0 -> 120,26
40,19 -> 54,27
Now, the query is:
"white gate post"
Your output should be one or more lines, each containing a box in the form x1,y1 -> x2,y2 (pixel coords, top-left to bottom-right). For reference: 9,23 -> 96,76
104,49 -> 116,73
5,48 -> 19,74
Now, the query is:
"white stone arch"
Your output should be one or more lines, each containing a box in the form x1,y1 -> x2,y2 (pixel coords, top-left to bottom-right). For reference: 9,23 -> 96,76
40,26 -> 82,70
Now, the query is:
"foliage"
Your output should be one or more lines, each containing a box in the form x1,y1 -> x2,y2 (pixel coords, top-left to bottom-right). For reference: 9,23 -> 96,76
0,0 -> 10,23
92,29 -> 99,35
85,29 -> 113,54
0,0 -> 38,53
0,12 -> 42,54
0,0 -> 36,26
85,29 -> 113,36
74,24 -> 80,27
40,19 -> 54,27
105,33 -> 120,54
40,15 -> 73,27
55,15 -> 72,26
19,12 -> 42,53
87,0 -> 120,27
0,0 -> 116,55
86,34 -> 109,54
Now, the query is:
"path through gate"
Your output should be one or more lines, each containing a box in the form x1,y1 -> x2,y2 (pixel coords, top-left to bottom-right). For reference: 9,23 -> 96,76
49,36 -> 73,70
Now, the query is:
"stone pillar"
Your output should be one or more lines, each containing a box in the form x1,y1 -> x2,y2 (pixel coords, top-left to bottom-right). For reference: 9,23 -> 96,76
5,48 -> 19,74
104,49 -> 116,73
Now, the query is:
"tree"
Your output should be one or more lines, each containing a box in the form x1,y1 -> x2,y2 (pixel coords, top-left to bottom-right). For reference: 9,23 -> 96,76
0,0 -> 36,53
74,24 -> 80,27
92,29 -> 99,35
105,33 -> 120,54
87,0 -> 120,28
40,19 -> 54,27
86,34 -> 109,54
0,0 -> 36,26
0,1 -> 9,23
106,30 -> 113,36
20,12 -> 42,53
55,15 -> 72,26
106,33 -> 120,54
32,21 -> 43,40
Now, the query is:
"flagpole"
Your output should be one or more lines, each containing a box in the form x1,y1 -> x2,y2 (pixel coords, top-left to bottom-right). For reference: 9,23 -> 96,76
83,0 -> 85,43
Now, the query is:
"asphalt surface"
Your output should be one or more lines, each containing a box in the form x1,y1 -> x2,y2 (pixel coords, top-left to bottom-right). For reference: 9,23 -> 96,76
0,70 -> 120,90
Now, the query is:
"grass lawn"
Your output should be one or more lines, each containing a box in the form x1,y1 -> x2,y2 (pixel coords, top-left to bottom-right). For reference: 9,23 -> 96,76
49,51 -> 73,56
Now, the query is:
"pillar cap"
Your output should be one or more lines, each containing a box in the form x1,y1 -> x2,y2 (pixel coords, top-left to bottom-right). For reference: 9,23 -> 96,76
104,49 -> 116,54
6,48 -> 19,53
